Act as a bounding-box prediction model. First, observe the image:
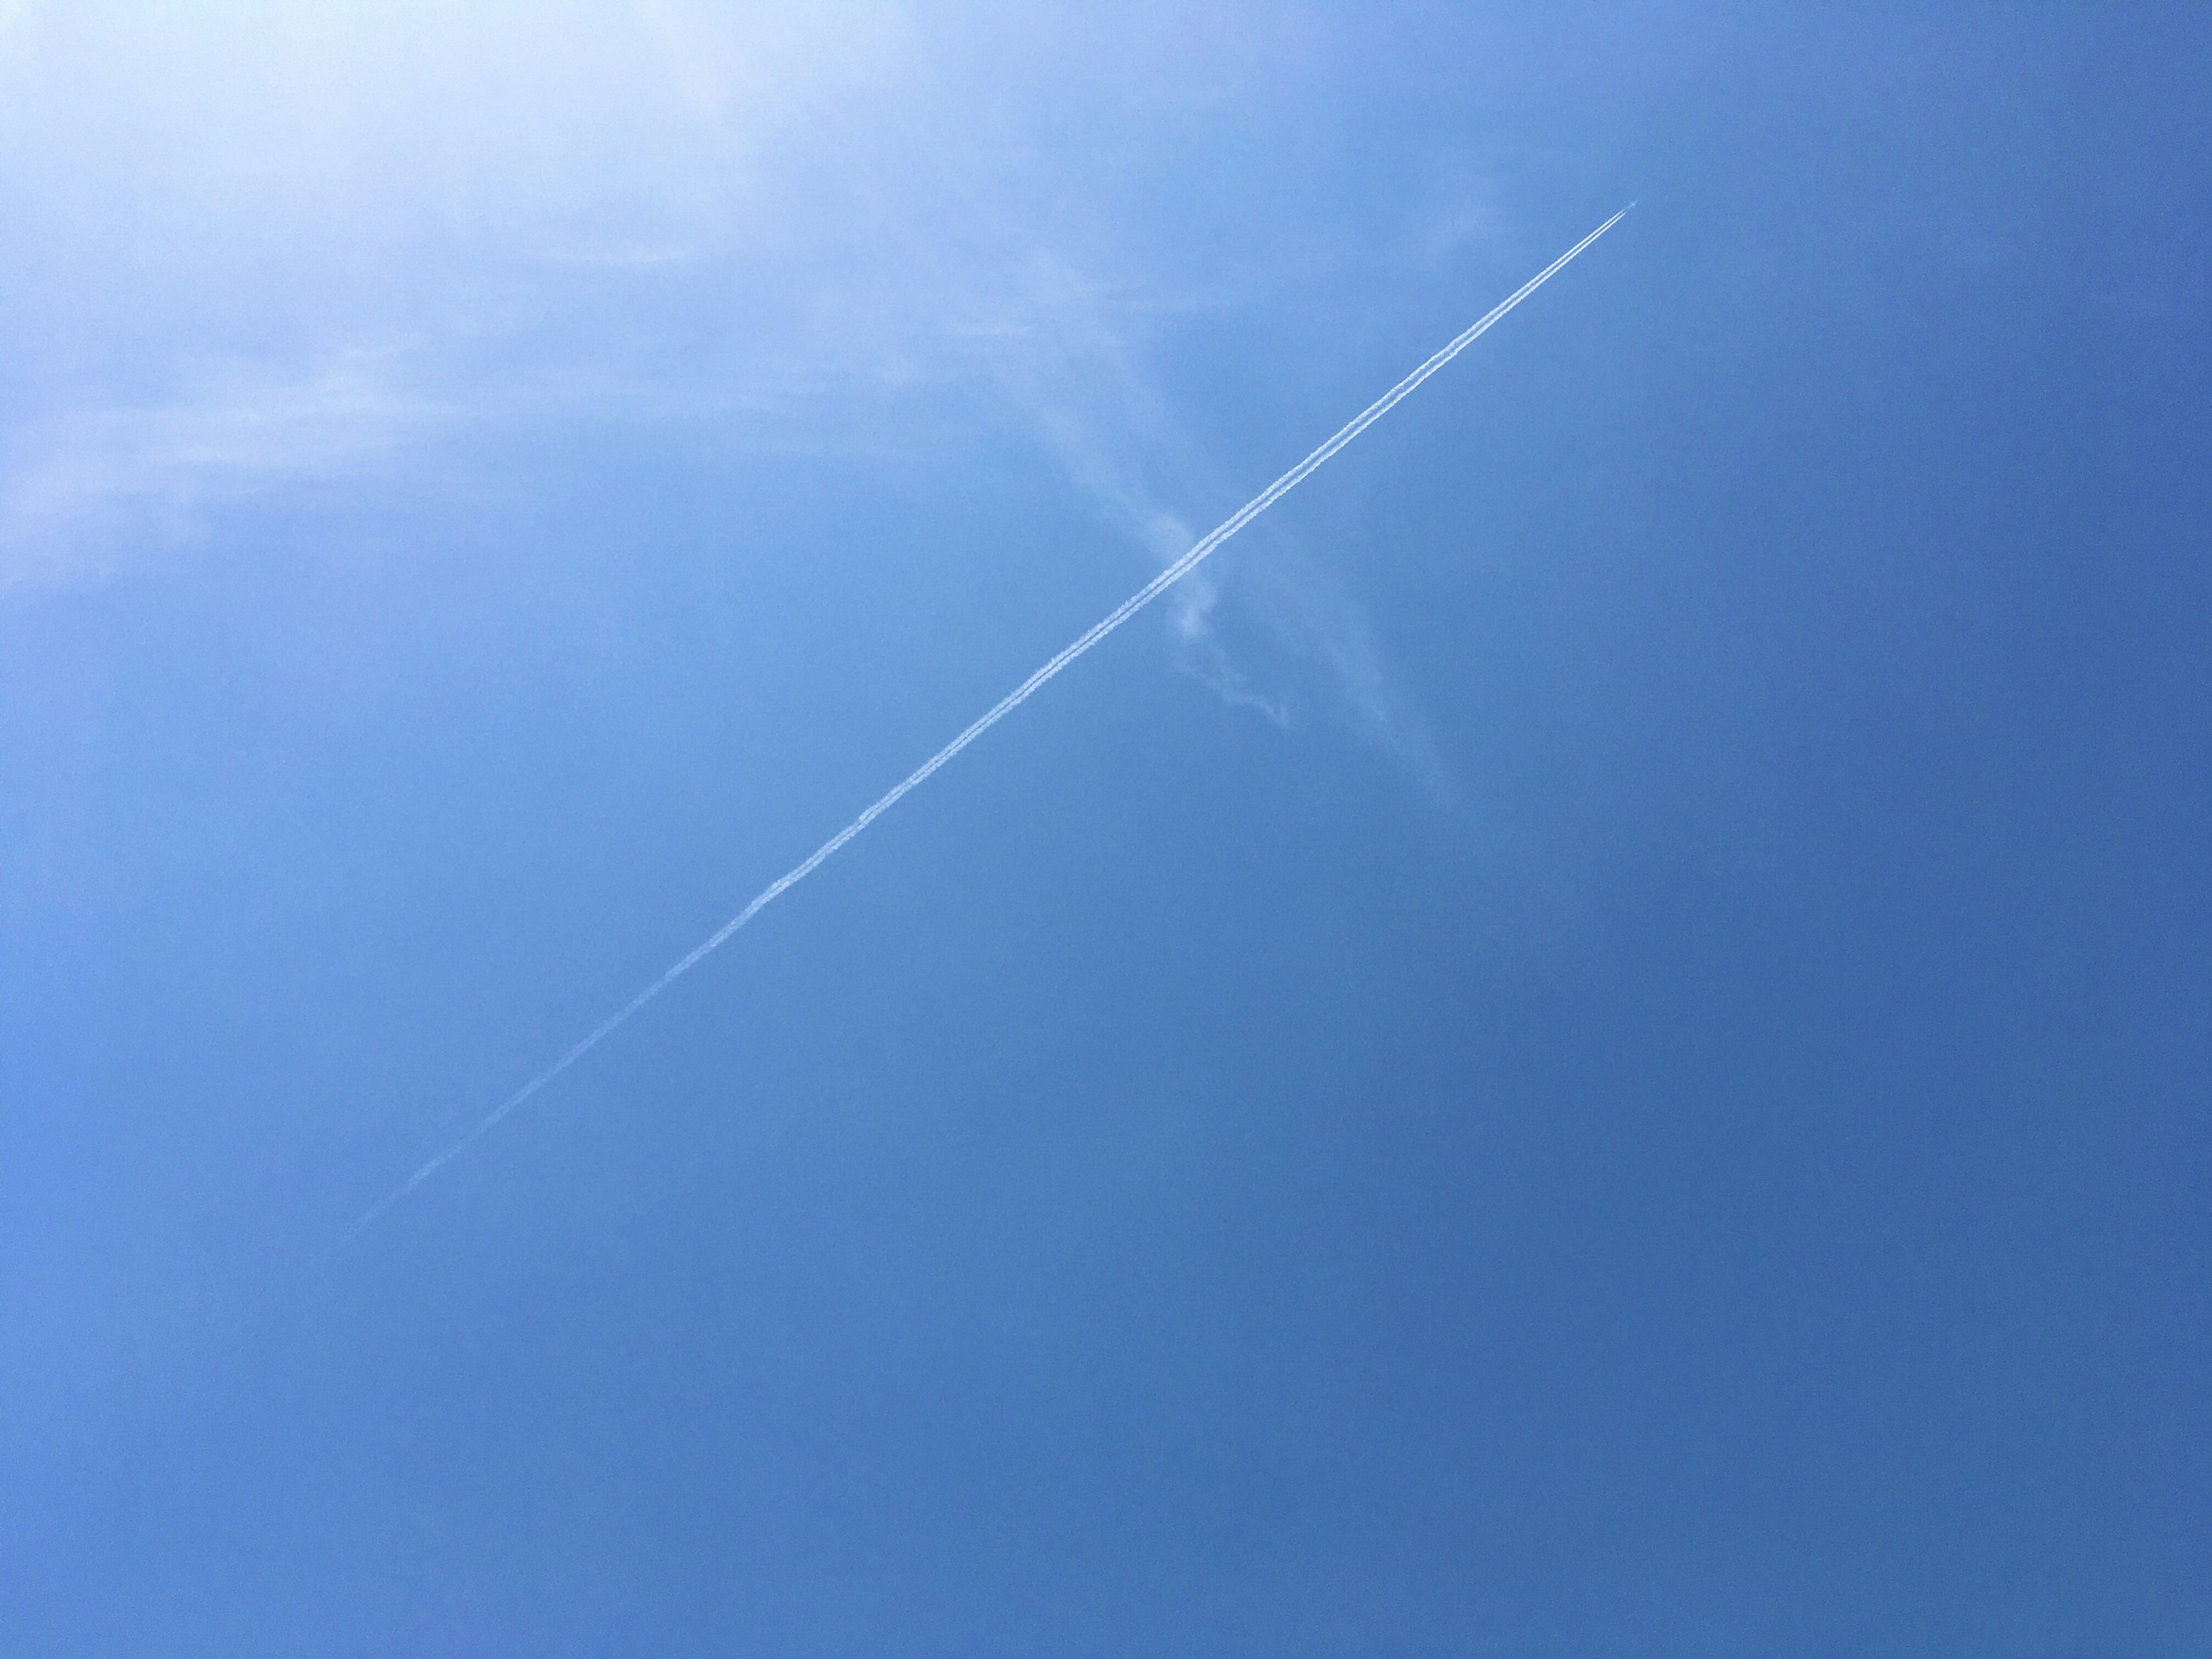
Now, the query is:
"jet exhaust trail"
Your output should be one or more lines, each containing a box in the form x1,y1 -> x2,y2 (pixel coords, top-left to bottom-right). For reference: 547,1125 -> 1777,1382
339,206 -> 1629,1245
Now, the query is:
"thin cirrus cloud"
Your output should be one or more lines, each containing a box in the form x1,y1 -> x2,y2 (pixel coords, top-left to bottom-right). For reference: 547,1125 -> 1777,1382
979,274 -> 1460,796
0,3 -> 911,578
0,350 -> 443,585
0,2 -> 1499,796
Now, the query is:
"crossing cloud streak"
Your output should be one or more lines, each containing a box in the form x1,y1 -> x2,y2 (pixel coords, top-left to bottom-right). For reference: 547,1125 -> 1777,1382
340,206 -> 1630,1244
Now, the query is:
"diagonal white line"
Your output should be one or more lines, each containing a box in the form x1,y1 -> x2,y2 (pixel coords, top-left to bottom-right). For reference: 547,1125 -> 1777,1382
339,205 -> 1631,1245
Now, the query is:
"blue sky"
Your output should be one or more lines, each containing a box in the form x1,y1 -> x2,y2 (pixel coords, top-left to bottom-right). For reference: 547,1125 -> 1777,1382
4,6 -> 2209,1654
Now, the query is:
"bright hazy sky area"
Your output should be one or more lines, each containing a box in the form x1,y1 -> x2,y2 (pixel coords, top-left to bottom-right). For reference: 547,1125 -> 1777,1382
3,6 -> 2208,1654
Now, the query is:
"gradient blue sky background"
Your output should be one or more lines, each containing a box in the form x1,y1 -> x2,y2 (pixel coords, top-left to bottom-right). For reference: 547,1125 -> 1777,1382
5,6 -> 2208,1654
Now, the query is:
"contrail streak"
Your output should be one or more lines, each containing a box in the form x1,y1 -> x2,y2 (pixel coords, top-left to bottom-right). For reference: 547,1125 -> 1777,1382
340,206 -> 1628,1245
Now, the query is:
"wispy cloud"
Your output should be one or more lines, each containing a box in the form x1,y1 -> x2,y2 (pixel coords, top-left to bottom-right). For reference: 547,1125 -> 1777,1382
0,1 -> 1502,798
0,350 -> 440,587
0,3 -> 912,581
957,256 -> 1459,796
964,268 -> 1288,725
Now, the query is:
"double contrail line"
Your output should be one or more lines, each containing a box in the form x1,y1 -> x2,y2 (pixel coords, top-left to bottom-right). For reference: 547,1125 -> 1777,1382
340,206 -> 1629,1245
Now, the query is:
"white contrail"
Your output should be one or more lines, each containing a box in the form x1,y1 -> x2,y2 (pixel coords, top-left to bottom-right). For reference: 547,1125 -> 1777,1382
339,206 -> 1629,1244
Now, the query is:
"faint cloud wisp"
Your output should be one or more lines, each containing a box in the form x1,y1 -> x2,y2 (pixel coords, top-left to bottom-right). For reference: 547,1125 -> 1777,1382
0,350 -> 438,587
2,0 -> 1475,805
967,260 -> 1459,799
